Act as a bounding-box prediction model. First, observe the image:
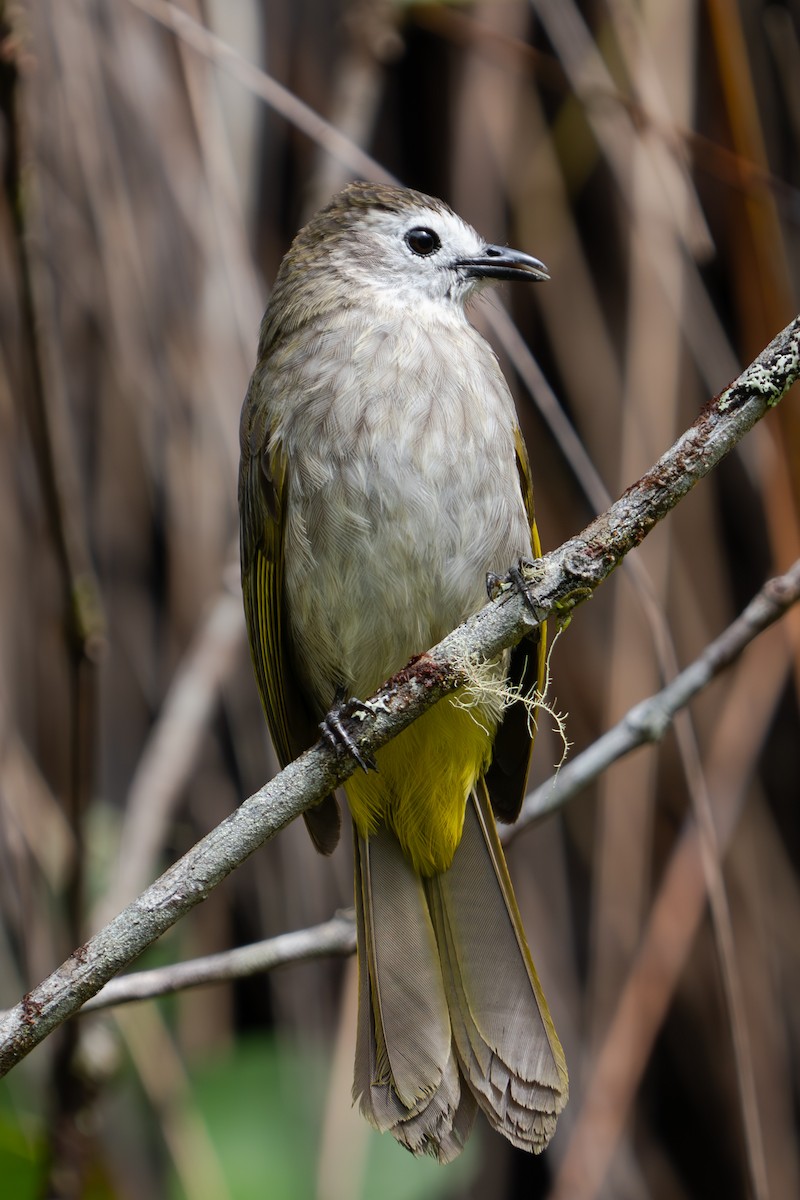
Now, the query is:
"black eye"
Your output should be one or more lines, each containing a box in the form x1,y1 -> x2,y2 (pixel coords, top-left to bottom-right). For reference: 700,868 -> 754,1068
404,227 -> 441,257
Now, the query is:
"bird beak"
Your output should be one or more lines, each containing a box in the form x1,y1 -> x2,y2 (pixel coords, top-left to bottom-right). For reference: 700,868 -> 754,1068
457,244 -> 549,283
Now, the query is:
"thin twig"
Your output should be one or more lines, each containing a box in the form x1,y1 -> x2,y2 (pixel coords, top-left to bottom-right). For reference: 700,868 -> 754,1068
520,560 -> 800,824
79,915 -> 357,1013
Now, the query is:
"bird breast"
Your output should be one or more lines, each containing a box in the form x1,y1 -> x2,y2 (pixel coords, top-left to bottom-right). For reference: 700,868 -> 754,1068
269,307 -> 532,712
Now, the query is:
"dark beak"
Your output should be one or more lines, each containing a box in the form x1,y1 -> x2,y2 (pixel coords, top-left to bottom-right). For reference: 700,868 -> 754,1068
457,243 -> 549,283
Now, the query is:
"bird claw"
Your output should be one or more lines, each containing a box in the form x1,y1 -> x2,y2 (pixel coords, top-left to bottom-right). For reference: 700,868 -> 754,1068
486,558 -> 545,619
320,694 -> 378,773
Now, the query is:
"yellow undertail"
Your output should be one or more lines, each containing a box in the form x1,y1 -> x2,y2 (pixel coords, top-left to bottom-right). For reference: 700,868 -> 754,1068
345,695 -> 494,877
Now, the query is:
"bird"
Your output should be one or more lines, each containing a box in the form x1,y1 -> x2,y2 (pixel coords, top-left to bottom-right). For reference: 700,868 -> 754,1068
238,181 -> 568,1161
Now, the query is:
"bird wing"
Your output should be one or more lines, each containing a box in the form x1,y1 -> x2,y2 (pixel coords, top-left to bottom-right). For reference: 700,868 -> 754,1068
484,425 -> 547,822
238,391 -> 341,853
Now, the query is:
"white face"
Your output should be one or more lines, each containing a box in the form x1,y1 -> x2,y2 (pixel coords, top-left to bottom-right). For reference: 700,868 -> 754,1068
330,204 -> 490,309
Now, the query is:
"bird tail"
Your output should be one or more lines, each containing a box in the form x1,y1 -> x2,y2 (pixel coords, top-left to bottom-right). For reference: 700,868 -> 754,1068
352,781 -> 568,1159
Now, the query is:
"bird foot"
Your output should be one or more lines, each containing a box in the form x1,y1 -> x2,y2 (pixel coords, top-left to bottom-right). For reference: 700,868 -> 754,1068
320,692 -> 378,773
486,557 -> 546,619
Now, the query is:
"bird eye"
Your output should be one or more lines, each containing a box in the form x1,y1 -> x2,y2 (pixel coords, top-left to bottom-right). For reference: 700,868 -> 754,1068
404,227 -> 441,257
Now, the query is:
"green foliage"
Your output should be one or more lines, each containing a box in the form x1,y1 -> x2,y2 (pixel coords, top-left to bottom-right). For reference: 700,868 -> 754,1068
0,1033 -> 477,1199
0,1073 -> 46,1199
174,1034 -> 477,1200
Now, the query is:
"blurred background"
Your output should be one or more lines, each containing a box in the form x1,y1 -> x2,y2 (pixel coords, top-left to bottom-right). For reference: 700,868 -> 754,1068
1,1 -> 799,1197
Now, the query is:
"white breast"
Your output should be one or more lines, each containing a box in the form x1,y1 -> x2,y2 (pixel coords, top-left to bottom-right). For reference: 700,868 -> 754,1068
270,306 -> 532,712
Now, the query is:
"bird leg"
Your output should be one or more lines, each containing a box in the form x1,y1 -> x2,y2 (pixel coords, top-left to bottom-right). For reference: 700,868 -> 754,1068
320,688 -> 378,773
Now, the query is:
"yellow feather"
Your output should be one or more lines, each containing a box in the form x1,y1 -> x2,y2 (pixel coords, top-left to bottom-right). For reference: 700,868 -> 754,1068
346,695 -> 494,877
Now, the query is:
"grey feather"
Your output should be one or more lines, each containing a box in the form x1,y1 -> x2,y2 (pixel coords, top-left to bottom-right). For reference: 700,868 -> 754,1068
353,794 -> 567,1158
353,827 -> 477,1162
425,785 -> 568,1152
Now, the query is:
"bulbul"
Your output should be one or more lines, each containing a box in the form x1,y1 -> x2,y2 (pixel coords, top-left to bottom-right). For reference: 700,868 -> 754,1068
239,181 -> 568,1161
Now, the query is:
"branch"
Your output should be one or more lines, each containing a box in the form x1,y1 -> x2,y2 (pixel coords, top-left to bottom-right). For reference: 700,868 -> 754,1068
42,556 -> 800,1014
0,315 -> 797,1077
78,915 -> 357,1013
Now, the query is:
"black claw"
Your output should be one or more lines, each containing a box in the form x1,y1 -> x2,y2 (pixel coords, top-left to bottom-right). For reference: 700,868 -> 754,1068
487,558 -> 540,616
320,694 -> 377,773
486,570 -> 504,600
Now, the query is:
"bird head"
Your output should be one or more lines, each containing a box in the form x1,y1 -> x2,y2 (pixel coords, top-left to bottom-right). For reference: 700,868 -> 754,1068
266,182 -> 548,337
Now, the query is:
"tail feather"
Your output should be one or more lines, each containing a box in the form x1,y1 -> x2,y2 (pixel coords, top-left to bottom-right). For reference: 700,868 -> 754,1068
353,783 -> 567,1159
426,782 -> 568,1151
353,828 -> 477,1162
